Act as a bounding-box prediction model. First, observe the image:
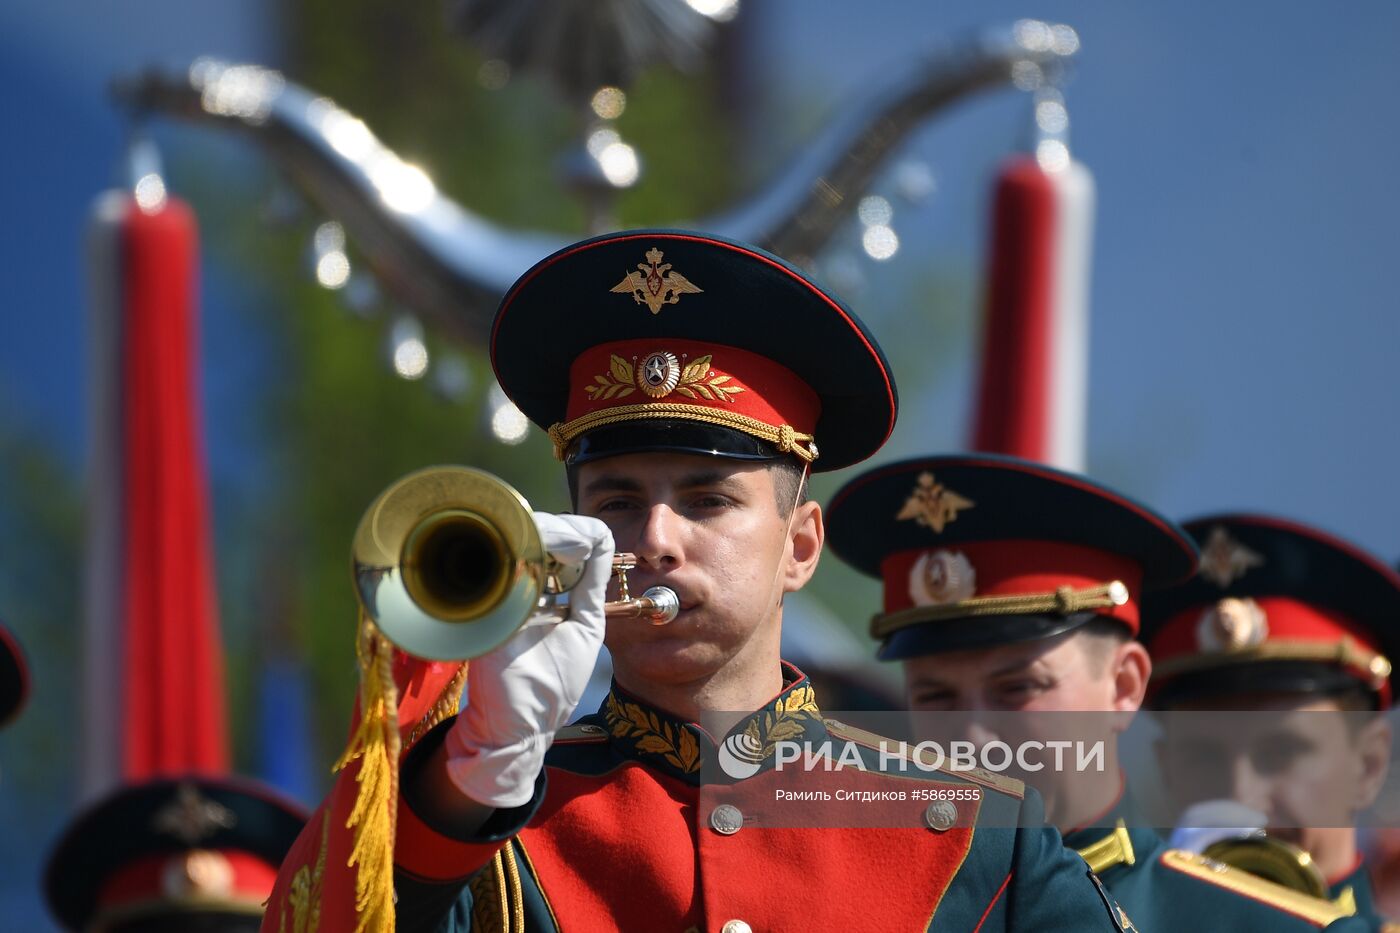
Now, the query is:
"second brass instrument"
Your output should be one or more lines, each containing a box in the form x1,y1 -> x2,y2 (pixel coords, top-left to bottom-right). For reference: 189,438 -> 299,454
352,466 -> 678,661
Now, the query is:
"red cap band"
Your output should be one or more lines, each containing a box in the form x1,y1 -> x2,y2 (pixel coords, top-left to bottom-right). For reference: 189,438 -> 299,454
564,338 -> 820,431
1149,596 -> 1391,705
95,849 -> 278,914
880,540 -> 1142,632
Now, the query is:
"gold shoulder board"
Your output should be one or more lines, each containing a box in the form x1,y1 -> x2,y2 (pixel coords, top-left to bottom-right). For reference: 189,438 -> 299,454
822,718 -> 1025,799
1076,821 -> 1136,875
1160,850 -> 1355,927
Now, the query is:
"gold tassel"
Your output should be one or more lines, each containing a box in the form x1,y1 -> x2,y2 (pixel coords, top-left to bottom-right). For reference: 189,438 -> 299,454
332,612 -> 402,933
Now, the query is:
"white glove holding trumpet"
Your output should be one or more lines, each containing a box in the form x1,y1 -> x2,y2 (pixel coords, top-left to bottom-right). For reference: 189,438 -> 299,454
444,512 -> 614,808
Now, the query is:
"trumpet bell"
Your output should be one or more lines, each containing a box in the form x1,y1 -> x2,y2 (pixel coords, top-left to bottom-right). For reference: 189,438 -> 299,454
352,466 -> 545,661
1201,836 -> 1329,899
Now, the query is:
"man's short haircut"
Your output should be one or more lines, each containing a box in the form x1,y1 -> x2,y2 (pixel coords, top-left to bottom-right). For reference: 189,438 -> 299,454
1077,617 -> 1132,674
770,457 -> 809,518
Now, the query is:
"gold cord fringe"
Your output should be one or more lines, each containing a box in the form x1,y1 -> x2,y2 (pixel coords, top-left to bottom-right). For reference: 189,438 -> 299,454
871,581 -> 1130,639
1152,636 -> 1391,688
332,613 -> 402,933
503,843 -> 525,931
492,852 -> 510,927
472,843 -> 525,933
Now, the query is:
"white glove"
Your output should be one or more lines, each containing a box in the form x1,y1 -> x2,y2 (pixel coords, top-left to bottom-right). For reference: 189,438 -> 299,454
1167,800 -> 1270,853
444,512 -> 614,808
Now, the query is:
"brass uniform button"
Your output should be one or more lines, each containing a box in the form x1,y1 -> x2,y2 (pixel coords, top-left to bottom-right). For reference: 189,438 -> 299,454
924,800 -> 957,832
709,804 -> 743,836
721,921 -> 753,933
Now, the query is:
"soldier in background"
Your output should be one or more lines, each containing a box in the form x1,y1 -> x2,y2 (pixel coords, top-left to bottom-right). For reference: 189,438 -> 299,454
1144,515 -> 1400,931
826,453 -> 1368,930
44,776 -> 306,932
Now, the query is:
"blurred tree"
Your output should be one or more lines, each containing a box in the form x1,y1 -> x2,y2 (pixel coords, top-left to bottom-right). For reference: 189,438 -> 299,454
0,416 -> 81,921
206,0 -> 743,772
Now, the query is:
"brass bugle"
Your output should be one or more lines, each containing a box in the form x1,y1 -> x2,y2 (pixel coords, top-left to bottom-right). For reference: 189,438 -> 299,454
1201,835 -> 1329,899
352,465 -> 678,661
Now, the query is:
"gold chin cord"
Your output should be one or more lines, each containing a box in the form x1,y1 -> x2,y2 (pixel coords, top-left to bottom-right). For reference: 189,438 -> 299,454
351,465 -> 680,662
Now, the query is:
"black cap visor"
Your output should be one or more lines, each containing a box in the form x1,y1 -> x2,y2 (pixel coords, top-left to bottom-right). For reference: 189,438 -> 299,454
1152,660 -> 1380,710
566,419 -> 785,468
877,612 -> 1104,661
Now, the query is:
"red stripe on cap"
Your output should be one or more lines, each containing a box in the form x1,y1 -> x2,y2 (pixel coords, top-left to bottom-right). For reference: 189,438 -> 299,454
880,540 -> 1142,633
96,849 -> 278,912
1148,597 -> 1386,700
565,339 -> 819,431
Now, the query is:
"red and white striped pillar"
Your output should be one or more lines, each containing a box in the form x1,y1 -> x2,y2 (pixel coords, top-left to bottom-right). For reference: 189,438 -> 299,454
970,131 -> 1096,471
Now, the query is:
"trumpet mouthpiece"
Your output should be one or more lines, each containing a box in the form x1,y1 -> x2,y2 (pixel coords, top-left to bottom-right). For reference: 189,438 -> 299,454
640,586 -> 680,625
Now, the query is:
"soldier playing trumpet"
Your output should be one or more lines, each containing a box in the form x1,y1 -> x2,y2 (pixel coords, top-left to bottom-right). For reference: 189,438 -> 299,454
263,230 -> 1140,931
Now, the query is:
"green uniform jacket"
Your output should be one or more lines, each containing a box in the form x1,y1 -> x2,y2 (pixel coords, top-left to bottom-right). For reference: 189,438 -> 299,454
1330,858 -> 1396,931
392,663 -> 1132,932
1066,791 -> 1368,931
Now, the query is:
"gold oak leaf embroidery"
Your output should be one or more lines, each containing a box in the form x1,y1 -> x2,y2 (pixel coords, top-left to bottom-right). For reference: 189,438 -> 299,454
585,354 -> 639,401
783,684 -> 816,713
605,685 -> 813,774
584,353 -> 743,403
753,684 -> 819,758
674,355 -> 743,403
610,248 -> 703,315
280,811 -> 328,933
605,694 -> 701,773
896,472 -> 975,533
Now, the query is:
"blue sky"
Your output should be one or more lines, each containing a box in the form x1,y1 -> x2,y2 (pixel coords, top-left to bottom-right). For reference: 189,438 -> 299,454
748,1 -> 1400,564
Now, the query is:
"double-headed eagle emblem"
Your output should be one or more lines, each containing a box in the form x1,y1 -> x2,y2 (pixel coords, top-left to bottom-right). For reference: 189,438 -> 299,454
611,248 -> 703,314
152,782 -> 238,845
896,472 -> 975,533
1198,526 -> 1265,588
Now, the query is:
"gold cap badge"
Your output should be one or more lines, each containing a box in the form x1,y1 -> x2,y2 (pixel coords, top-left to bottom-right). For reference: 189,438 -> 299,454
1199,526 -> 1265,588
896,472 -> 975,533
610,247 -> 703,314
152,783 -> 238,845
